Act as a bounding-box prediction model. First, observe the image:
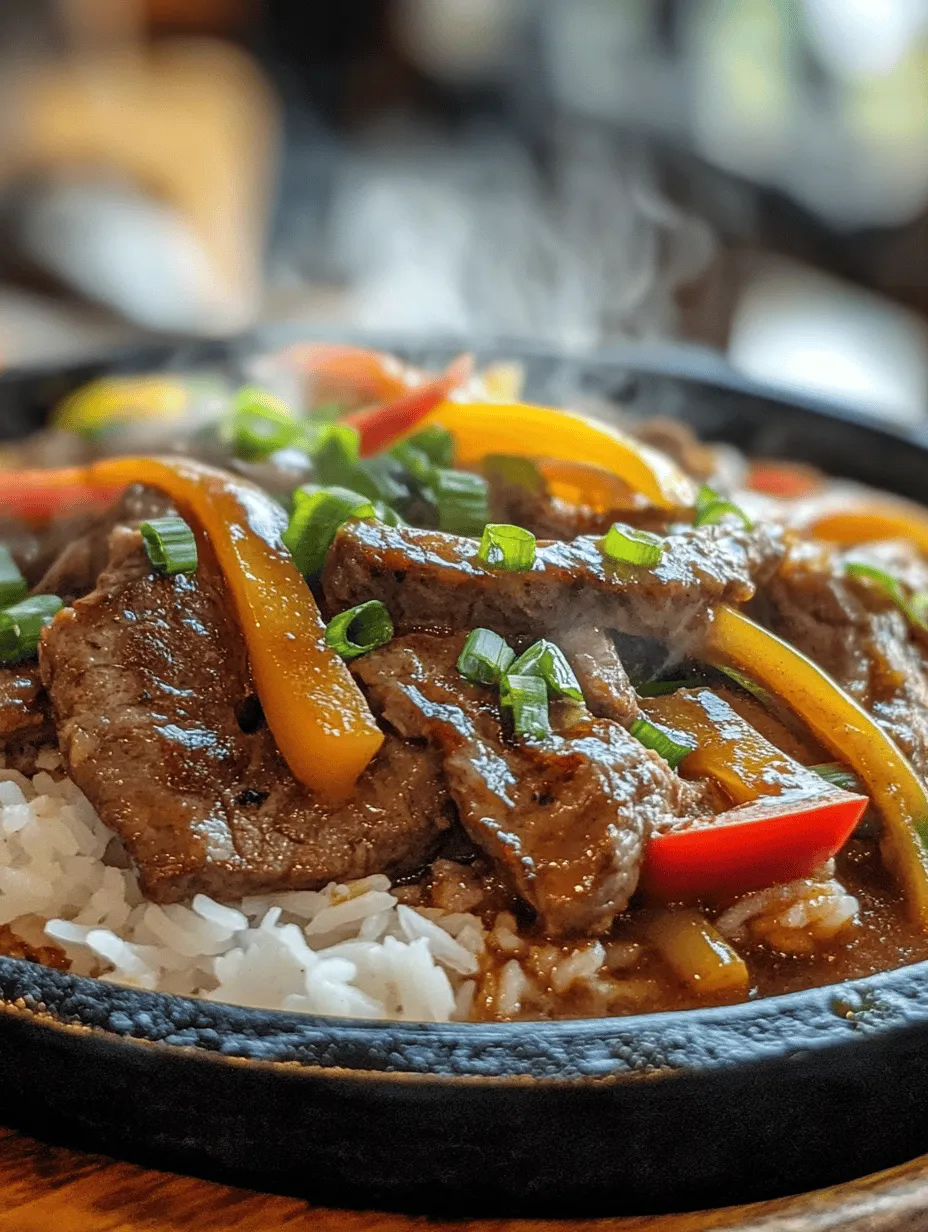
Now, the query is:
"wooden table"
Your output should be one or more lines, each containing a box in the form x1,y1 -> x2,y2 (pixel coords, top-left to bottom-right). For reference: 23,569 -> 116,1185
1,1126 -> 926,1232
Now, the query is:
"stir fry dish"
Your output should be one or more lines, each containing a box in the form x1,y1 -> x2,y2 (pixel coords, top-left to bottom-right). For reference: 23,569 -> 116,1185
1,345 -> 928,1021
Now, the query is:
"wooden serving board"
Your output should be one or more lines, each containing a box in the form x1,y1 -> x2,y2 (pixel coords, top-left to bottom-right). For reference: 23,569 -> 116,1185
0,1126 -> 926,1232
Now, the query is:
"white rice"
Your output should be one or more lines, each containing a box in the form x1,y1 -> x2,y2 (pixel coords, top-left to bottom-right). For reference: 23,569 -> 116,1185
0,765 -> 486,1021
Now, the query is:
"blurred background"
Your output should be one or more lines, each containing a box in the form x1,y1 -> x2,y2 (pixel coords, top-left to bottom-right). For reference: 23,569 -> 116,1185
3,0 -> 928,426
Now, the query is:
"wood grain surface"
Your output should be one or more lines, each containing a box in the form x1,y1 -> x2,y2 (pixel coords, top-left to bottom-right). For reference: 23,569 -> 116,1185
0,1126 -> 926,1232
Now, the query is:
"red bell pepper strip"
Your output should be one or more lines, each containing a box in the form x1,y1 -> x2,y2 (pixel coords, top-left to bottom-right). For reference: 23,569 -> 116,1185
640,792 -> 867,902
746,460 -> 822,500
342,353 -> 474,457
280,343 -> 412,405
0,467 -> 123,523
637,688 -> 868,901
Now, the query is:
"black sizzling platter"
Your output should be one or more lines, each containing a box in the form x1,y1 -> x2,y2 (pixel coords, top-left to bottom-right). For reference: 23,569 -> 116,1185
0,336 -> 926,1215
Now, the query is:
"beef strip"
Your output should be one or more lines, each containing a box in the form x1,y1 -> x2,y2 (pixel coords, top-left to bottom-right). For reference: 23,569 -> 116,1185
557,627 -> 639,726
0,664 -> 49,744
323,518 -> 784,650
32,485 -> 172,605
354,632 -> 693,935
766,539 -> 928,779
40,528 -> 451,902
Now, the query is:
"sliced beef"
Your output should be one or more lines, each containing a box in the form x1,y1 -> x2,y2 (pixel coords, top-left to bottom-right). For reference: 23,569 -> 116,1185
632,418 -> 747,491
767,539 -> 928,779
40,529 -> 451,902
354,632 -> 692,935
558,627 -> 639,726
32,485 -> 172,605
0,664 -> 49,744
323,518 -> 784,651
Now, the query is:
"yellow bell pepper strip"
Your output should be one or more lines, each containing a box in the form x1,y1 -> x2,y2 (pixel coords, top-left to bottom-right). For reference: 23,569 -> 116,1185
644,909 -> 749,999
638,689 -> 867,900
342,354 -> 474,457
52,376 -> 191,435
3,458 -> 384,799
798,502 -> 928,558
418,401 -> 698,512
704,604 -> 928,925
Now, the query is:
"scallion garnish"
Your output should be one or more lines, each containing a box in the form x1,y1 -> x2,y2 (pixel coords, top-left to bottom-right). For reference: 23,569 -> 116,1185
500,672 -> 551,739
324,600 -> 393,661
716,664 -> 775,706
636,680 -> 688,697
694,485 -> 752,529
283,485 -> 376,576
0,546 -> 27,608
312,423 -> 362,486
457,627 -> 515,685
601,524 -> 665,567
0,595 -> 63,663
230,386 -> 299,461
433,469 -> 489,536
629,717 -> 696,770
509,639 -> 583,702
811,762 -> 860,793
405,424 -> 454,469
476,523 -> 536,571
140,517 -> 198,575
844,562 -> 908,609
373,501 -> 406,528
390,439 -> 436,488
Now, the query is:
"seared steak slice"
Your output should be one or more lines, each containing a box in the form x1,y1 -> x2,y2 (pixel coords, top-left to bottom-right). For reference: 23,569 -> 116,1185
767,539 -> 928,780
558,627 -> 639,726
323,518 -> 784,650
354,632 -> 690,935
40,529 -> 450,902
0,664 -> 48,744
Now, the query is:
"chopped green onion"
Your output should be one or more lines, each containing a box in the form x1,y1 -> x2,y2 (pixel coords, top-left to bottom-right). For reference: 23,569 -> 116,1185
0,595 -> 63,664
694,485 -> 752,529
229,386 -> 299,461
312,423 -> 362,485
715,664 -> 775,706
283,485 -> 376,576
324,600 -> 393,661
629,717 -> 696,770
844,561 -> 909,609
477,523 -> 537,571
405,424 -> 454,469
308,401 -> 345,422
509,639 -> 583,702
811,762 -> 860,793
457,627 -> 515,685
500,673 -> 551,739
482,454 -> 545,494
0,546 -> 27,608
373,501 -> 406,528
140,517 -> 198,575
910,591 -> 928,631
433,469 -> 489,536
601,524 -> 665,567
636,679 -> 688,697
391,440 -> 437,488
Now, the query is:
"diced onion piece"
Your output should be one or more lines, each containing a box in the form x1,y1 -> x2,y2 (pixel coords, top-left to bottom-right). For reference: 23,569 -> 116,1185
509,639 -> 584,703
645,909 -> 749,999
0,595 -> 63,663
457,628 -> 515,686
324,601 -> 393,661
140,517 -> 199,575
477,523 -> 537,572
705,604 -> 928,926
500,673 -> 551,739
601,525 -> 665,567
